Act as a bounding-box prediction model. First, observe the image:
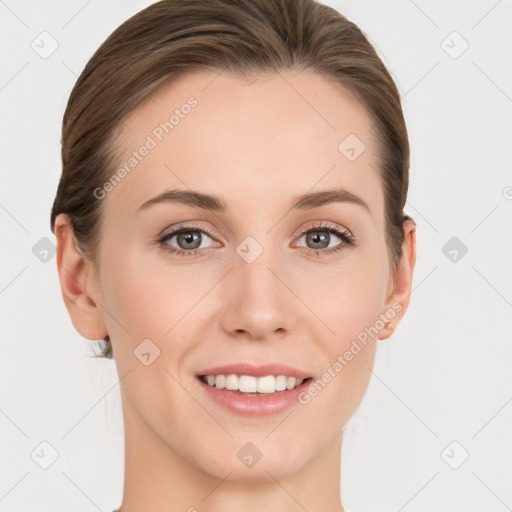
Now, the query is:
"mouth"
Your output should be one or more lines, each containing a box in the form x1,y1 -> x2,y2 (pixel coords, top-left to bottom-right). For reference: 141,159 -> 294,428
196,373 -> 314,417
197,374 -> 314,396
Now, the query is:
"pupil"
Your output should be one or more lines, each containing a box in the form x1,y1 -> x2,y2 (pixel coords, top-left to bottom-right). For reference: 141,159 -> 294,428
179,231 -> 201,249
308,231 -> 329,249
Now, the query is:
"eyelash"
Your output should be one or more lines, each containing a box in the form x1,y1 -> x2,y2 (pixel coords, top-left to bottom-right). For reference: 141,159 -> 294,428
157,221 -> 356,258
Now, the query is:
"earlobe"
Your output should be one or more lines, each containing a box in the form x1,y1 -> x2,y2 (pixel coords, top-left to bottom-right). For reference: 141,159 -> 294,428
378,218 -> 417,340
54,213 -> 108,341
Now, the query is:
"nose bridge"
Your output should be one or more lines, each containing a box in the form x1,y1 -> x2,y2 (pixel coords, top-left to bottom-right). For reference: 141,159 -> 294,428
238,241 -> 279,296
220,236 -> 295,339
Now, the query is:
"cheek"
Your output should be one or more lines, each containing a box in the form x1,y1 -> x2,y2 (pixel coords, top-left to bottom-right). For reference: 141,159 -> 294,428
301,257 -> 389,343
100,255 -> 192,338
313,255 -> 387,417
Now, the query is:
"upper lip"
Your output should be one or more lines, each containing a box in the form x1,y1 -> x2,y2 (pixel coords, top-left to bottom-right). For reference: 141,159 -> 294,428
196,363 -> 312,380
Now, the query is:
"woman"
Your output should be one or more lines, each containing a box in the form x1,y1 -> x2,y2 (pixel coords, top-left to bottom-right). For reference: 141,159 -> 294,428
50,0 -> 416,510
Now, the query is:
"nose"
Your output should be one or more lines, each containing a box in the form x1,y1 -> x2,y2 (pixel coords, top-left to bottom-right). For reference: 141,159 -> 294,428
219,248 -> 297,342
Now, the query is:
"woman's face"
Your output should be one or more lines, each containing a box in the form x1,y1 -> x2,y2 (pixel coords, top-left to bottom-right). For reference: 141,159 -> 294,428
67,70 -> 412,481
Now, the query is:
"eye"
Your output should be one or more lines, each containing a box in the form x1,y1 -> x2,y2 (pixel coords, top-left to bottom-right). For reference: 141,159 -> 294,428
158,223 -> 218,257
295,222 -> 356,256
157,221 -> 356,258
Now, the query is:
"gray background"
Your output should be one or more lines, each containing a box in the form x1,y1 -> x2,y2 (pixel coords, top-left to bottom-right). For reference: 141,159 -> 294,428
0,0 -> 511,511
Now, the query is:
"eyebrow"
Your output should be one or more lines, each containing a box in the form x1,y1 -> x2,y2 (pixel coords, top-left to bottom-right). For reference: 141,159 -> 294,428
137,187 -> 370,214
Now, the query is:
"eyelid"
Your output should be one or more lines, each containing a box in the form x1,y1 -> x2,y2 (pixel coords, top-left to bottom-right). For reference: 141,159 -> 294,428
158,219 -> 356,257
295,220 -> 353,238
158,222 -> 218,240
158,220 -> 352,242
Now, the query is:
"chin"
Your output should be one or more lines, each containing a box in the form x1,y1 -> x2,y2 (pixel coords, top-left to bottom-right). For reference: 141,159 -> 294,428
190,438 -> 311,482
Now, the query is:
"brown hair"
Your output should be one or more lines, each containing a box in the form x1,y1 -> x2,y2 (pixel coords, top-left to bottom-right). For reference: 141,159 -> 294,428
50,0 -> 413,359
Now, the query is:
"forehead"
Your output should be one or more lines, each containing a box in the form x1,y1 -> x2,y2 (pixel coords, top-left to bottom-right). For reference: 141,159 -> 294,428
106,69 -> 383,223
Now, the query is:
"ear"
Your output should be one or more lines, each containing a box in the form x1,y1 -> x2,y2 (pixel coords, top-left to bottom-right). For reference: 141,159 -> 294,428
54,213 -> 108,341
378,217 -> 417,340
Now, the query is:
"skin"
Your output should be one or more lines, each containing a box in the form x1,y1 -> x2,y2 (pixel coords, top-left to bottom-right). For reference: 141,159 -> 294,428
54,69 -> 416,512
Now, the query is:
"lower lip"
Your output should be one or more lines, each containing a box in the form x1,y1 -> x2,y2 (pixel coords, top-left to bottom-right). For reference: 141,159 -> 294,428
197,377 -> 312,417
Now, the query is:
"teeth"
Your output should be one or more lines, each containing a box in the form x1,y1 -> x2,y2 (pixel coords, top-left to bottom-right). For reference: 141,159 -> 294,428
239,375 -> 258,392
202,374 -> 307,394
257,375 -> 274,393
225,374 -> 238,391
215,375 -> 225,389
